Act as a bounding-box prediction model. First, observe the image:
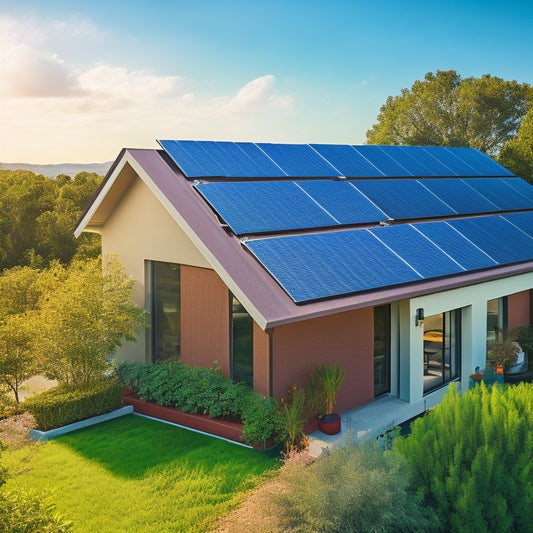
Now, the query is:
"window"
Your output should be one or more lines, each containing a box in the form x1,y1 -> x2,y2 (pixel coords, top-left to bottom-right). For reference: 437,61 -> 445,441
423,310 -> 461,394
230,294 -> 253,387
146,261 -> 180,362
374,305 -> 391,397
487,297 -> 508,343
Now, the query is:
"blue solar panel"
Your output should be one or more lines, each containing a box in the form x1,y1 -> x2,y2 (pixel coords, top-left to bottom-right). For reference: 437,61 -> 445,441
244,230 -> 422,302
158,140 -> 226,177
378,146 -> 445,176
353,146 -> 413,176
369,224 -> 464,278
465,178 -> 533,210
449,216 -> 533,264
500,211 -> 533,239
353,180 -> 456,219
309,144 -> 384,177
233,142 -> 287,177
195,181 -> 337,234
296,180 -> 387,224
501,177 -> 533,202
449,147 -> 514,176
421,147 -> 481,176
419,179 -> 499,214
256,143 -> 339,177
414,221 -> 497,270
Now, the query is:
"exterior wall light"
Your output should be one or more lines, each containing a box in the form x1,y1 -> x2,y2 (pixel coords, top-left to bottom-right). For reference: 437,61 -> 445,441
415,308 -> 425,327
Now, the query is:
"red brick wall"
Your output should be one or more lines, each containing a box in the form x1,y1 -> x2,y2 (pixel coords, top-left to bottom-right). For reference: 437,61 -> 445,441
271,307 -> 375,413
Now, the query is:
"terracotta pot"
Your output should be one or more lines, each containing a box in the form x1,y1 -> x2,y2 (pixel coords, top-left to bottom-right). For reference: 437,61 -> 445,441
495,364 -> 504,375
318,413 -> 341,435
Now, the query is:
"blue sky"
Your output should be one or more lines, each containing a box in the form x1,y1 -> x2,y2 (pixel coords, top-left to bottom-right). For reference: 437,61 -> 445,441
1,0 -> 532,163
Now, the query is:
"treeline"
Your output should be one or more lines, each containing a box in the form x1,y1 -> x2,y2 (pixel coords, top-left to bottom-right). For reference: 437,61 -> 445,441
0,169 -> 102,271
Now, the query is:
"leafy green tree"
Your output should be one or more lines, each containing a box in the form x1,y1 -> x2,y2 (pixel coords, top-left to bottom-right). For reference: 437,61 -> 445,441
37,256 -> 144,387
499,106 -> 533,182
366,70 -> 532,156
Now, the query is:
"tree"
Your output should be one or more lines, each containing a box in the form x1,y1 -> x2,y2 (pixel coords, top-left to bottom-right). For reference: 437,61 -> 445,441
498,106 -> 533,182
37,256 -> 144,387
366,70 -> 532,156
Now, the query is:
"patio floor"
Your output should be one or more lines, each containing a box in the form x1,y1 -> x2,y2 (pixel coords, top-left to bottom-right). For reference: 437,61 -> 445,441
308,394 -> 425,457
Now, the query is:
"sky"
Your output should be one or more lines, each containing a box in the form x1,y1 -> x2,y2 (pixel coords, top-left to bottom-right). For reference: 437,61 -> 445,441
1,0 -> 533,164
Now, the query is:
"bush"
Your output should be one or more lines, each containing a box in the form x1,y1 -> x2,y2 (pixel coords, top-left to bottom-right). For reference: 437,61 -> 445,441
24,379 -> 122,431
241,394 -> 280,448
276,384 -> 312,454
274,440 -> 439,532
395,383 -> 533,533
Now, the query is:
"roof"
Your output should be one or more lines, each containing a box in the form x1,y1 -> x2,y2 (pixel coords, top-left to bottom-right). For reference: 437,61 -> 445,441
76,142 -> 533,329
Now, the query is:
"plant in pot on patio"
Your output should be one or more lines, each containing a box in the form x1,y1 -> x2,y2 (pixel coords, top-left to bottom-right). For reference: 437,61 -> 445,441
487,341 -> 520,375
310,363 -> 347,435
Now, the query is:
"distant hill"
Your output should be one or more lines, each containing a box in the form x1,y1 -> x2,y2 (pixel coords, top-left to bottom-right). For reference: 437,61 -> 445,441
0,161 -> 113,178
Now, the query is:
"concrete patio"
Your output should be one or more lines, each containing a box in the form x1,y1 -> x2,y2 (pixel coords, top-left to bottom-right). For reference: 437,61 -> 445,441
308,394 -> 425,457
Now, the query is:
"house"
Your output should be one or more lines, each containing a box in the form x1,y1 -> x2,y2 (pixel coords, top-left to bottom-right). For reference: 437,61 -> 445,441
75,141 -> 533,416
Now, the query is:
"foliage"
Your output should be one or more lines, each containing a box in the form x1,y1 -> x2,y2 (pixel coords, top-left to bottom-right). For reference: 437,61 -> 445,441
487,341 -> 520,372
0,313 -> 39,404
24,379 -> 122,431
37,256 -> 145,387
3,414 -> 278,533
510,324 -> 533,367
394,383 -> 533,533
499,107 -> 533,183
276,384 -> 312,454
274,440 -> 439,532
309,363 -> 347,415
114,360 -> 281,446
366,70 -> 532,156
0,169 -> 102,270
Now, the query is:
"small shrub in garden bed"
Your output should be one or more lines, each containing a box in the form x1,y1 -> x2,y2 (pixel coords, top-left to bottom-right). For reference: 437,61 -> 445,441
24,378 -> 122,431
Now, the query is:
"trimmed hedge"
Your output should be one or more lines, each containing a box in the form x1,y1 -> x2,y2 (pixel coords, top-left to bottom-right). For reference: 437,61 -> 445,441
24,379 -> 122,431
115,360 -> 280,446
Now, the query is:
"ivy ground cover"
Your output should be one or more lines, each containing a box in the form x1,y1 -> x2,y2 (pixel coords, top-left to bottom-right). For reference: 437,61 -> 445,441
3,414 -> 279,532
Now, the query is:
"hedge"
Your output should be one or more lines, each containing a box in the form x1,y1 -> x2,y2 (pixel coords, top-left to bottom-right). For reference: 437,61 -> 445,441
24,379 -> 122,431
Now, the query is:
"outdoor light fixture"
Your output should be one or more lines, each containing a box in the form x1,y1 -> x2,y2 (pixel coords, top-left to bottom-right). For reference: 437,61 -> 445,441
415,308 -> 425,327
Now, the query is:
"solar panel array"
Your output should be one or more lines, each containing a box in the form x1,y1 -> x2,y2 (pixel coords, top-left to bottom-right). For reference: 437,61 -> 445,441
159,140 -> 513,179
158,140 -> 533,304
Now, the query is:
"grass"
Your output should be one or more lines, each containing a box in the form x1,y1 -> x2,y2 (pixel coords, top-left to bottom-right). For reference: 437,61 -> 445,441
3,414 -> 279,533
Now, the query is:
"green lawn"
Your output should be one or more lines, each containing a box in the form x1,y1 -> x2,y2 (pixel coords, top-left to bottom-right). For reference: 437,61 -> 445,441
3,414 -> 279,533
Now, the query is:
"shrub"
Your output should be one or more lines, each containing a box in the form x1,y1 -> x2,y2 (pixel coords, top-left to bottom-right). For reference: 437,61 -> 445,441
274,440 -> 439,532
276,384 -> 312,454
395,383 -> 533,533
241,394 -> 280,448
24,379 -> 122,431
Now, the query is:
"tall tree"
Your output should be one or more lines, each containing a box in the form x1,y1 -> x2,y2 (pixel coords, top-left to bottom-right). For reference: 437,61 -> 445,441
366,70 -> 532,156
498,107 -> 533,183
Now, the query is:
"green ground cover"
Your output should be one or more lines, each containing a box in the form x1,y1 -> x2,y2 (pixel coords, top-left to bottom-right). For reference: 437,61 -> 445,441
3,414 -> 279,533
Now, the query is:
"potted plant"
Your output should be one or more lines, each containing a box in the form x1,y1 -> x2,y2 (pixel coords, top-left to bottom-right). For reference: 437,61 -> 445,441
310,363 -> 347,435
487,341 -> 520,375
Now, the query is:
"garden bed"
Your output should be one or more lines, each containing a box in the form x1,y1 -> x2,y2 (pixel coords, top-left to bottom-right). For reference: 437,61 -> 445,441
122,391 -> 246,444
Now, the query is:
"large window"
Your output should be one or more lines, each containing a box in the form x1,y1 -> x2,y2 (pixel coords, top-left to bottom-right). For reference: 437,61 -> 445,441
423,310 -> 461,394
230,294 -> 253,387
374,305 -> 391,397
147,261 -> 180,362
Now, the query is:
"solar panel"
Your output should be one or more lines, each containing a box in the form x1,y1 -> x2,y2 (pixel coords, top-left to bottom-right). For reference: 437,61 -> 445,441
309,144 -> 384,177
465,178 -> 533,210
369,224 -> 464,278
447,147 -> 514,176
158,140 -> 226,177
296,180 -> 387,225
500,211 -> 533,239
256,143 -> 339,177
449,216 -> 533,264
414,221 -> 498,270
244,229 -> 422,302
421,147 -> 481,175
377,146 -> 445,176
501,177 -> 533,202
233,142 -> 287,177
353,180 -> 456,219
195,181 -> 338,234
419,179 -> 499,214
353,146 -> 413,176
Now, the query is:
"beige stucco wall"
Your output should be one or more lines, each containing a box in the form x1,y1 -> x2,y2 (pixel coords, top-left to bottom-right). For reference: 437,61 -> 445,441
102,175 -> 210,362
